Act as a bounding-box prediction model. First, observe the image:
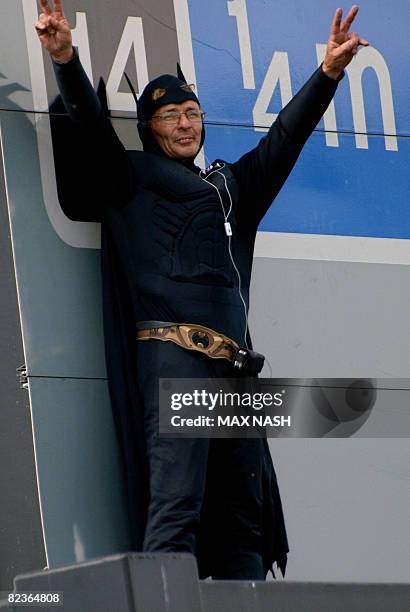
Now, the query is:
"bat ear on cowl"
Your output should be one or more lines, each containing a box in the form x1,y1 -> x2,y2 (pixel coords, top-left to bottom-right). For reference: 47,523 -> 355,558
97,77 -> 109,116
177,62 -> 188,83
124,72 -> 139,113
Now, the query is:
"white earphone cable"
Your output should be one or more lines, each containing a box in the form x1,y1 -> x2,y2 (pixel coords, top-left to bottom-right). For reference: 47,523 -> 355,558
200,163 -> 249,348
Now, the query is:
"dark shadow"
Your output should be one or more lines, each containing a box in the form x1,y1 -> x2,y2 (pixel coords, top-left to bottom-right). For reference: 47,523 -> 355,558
308,379 -> 377,437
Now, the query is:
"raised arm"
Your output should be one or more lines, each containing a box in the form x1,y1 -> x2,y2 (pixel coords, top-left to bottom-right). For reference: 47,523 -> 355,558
231,5 -> 369,227
35,0 -> 134,207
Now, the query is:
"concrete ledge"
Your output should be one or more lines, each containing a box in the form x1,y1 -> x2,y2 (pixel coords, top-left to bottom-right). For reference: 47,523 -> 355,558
12,553 -> 203,612
201,581 -> 410,612
5,554 -> 410,612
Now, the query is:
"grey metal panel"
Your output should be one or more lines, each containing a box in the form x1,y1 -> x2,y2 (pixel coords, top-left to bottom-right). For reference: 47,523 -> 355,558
0,127 -> 46,589
0,108 -> 106,378
201,582 -> 410,612
0,1 -> 33,113
268,438 -> 410,583
249,255 -> 410,379
0,0 -> 180,114
251,254 -> 410,378
28,377 -> 131,567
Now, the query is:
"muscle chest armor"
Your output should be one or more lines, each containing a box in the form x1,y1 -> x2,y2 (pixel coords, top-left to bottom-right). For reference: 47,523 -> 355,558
109,152 -> 241,288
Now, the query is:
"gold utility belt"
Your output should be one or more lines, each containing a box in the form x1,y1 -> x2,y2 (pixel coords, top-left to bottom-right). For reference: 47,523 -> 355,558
137,321 -> 238,363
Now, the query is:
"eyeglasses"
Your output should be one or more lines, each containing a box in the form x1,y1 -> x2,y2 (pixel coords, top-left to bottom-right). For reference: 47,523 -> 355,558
151,110 -> 206,125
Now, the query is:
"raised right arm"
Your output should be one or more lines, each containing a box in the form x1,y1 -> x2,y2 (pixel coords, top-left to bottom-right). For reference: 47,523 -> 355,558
35,0 -> 134,206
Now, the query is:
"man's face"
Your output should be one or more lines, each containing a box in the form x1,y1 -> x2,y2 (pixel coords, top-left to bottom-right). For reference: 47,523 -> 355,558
149,100 -> 203,160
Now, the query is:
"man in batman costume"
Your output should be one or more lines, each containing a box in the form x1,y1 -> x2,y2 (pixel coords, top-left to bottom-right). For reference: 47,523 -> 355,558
36,0 -> 368,580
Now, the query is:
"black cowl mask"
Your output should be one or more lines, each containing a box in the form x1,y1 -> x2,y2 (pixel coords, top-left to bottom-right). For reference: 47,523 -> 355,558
127,67 -> 205,160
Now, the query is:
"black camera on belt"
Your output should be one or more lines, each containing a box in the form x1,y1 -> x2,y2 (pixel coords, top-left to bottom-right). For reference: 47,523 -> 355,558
233,348 -> 265,375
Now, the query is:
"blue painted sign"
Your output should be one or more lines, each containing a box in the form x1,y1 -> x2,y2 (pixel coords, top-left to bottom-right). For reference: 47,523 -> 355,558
188,0 -> 410,240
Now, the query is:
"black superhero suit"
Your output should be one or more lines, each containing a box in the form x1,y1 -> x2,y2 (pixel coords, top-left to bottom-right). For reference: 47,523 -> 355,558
51,49 -> 340,579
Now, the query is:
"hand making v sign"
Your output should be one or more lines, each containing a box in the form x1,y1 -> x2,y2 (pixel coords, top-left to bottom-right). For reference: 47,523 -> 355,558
322,5 -> 369,80
35,0 -> 73,64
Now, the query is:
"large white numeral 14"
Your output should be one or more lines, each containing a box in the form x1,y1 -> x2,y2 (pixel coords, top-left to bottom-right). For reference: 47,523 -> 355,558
72,14 -> 149,113
106,17 -> 149,112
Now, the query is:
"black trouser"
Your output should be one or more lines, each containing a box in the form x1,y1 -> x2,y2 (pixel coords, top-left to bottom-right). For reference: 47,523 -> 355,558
136,340 -> 267,580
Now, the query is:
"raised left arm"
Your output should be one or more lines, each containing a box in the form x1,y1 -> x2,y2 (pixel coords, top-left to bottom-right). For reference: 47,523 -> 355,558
231,5 -> 369,227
